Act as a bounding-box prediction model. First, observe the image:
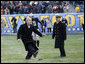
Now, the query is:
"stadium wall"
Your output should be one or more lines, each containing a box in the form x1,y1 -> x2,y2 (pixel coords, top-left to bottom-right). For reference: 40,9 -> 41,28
1,13 -> 84,34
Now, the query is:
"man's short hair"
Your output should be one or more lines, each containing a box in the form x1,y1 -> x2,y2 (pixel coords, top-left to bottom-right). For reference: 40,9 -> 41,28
56,15 -> 61,18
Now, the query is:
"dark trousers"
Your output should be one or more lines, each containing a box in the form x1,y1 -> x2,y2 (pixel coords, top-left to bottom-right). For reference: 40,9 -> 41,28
42,27 -> 46,33
37,40 -> 39,47
59,41 -> 66,56
13,27 -> 17,33
26,43 -> 38,59
26,51 -> 32,59
47,28 -> 51,33
34,40 -> 39,47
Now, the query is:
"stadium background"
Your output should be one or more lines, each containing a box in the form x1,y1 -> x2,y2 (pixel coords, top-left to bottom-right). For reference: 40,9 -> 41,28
1,1 -> 84,63
1,13 -> 84,34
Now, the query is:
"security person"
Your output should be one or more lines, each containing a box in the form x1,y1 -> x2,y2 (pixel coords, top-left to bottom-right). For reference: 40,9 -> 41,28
17,17 -> 45,60
52,15 -> 67,57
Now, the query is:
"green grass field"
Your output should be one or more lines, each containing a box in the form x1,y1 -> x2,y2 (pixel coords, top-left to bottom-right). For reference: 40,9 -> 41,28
1,33 -> 84,63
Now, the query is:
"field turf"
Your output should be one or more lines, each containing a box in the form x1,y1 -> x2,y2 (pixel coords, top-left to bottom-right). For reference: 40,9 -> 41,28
1,33 -> 84,63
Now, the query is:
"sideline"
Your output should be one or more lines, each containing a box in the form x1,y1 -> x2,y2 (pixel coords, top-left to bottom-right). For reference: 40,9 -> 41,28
1,32 -> 84,36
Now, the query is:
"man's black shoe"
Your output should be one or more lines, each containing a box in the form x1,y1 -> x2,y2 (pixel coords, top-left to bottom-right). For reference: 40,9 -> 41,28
25,56 -> 31,60
33,50 -> 38,58
59,55 -> 66,57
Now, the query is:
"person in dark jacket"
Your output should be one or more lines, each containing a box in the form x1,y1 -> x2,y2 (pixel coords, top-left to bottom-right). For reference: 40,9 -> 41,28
17,17 -> 45,60
52,15 -> 67,57
11,17 -> 17,33
41,18 -> 47,33
24,14 -> 45,48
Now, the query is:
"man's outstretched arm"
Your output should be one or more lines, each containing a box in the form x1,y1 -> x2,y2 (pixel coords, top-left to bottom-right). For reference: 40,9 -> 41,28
32,25 -> 45,37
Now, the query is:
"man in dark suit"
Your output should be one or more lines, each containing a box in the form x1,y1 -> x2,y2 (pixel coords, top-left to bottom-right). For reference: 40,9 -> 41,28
24,15 -> 45,48
17,17 -> 45,60
52,15 -> 67,57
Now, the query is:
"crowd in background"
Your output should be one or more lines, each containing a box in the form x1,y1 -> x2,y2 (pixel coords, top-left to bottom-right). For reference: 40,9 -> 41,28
1,1 -> 84,15
1,1 -> 84,33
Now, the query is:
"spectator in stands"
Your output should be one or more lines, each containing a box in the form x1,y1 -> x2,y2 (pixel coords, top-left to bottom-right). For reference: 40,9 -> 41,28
29,1 -> 36,14
42,1 -> 49,8
58,5 -> 64,13
4,7 -> 10,14
63,4 -> 69,13
14,5 -> 19,14
1,6 -> 4,15
41,5 -> 46,13
1,1 -> 84,14
18,5 -> 24,14
9,5 -> 14,14
18,1 -> 23,6
75,5 -> 80,13
35,1 -> 42,13
24,5 -> 30,14
46,3 -> 53,13
52,5 -> 59,13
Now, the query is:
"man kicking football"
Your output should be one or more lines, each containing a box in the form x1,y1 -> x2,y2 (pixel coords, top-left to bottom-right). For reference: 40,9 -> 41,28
17,17 -> 45,60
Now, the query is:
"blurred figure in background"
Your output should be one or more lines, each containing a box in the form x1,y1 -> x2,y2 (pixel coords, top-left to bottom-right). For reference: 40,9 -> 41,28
75,5 -> 80,13
52,5 -> 59,13
11,17 -> 17,33
9,5 -> 14,14
1,19 -> 6,33
63,4 -> 69,13
4,7 -> 10,15
41,18 -> 47,33
80,16 -> 84,31
1,6 -> 4,15
46,17 -> 52,33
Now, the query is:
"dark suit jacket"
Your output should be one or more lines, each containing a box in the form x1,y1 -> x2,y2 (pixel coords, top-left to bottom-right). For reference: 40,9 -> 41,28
52,21 -> 67,48
17,23 -> 42,51
52,21 -> 66,40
